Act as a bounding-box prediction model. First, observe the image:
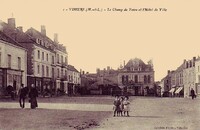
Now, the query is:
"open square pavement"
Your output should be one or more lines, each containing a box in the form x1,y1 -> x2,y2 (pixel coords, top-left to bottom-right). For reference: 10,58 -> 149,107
0,96 -> 199,130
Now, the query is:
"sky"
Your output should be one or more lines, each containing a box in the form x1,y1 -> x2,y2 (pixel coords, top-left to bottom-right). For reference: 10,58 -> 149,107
0,0 -> 200,81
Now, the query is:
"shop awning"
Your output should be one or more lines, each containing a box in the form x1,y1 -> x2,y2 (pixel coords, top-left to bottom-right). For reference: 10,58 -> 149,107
169,88 -> 175,93
175,87 -> 183,94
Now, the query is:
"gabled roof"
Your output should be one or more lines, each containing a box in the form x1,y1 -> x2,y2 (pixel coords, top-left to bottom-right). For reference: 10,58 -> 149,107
0,20 -> 34,43
68,65 -> 79,72
26,27 -> 55,45
175,63 -> 185,72
0,31 -> 25,48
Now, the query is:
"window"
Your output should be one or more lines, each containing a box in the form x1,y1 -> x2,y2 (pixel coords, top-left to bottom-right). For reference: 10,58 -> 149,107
46,53 -> 48,61
57,54 -> 59,63
0,52 -> 1,67
37,65 -> 40,74
144,75 -> 147,83
46,66 -> 49,77
61,55 -> 63,64
122,75 -> 125,84
42,52 -> 44,60
148,75 -> 151,83
18,57 -> 21,70
199,75 -> 200,83
135,75 -> 138,83
7,54 -> 11,68
52,56 -> 54,64
57,68 -> 60,78
42,65 -> 44,76
38,50 -> 40,59
61,69 -> 63,77
52,68 -> 54,78
65,57 -> 67,64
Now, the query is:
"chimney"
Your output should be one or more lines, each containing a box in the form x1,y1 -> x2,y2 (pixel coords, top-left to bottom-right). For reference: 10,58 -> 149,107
8,18 -> 16,28
17,26 -> 23,32
54,33 -> 58,43
167,70 -> 170,75
124,60 -> 125,67
193,57 -> 196,61
41,25 -> 46,36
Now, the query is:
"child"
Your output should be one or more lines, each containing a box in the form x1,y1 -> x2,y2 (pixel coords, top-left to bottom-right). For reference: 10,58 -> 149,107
113,95 -> 120,117
123,96 -> 130,117
118,96 -> 124,116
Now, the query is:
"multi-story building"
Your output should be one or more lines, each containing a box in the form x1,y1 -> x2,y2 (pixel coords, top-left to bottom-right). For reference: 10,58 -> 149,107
53,34 -> 68,93
0,30 -> 27,95
94,58 -> 155,96
195,57 -> 200,96
117,58 -> 155,96
183,57 -> 196,98
0,18 -> 68,95
67,65 -> 80,95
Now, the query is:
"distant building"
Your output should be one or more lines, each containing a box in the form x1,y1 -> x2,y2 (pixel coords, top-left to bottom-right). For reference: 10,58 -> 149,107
195,57 -> 200,96
183,57 -> 196,98
117,58 -> 155,96
67,65 -> 80,95
0,31 -> 27,95
94,58 -> 155,96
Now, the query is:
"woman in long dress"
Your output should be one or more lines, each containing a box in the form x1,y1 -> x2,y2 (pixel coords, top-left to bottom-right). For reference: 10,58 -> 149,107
29,84 -> 38,109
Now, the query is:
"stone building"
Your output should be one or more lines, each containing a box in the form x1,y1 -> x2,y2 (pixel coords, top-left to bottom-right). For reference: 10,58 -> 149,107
183,57 -> 196,98
0,31 -> 27,95
195,57 -> 200,96
67,65 -> 80,95
118,58 -> 155,96
95,58 -> 155,96
0,18 -> 68,95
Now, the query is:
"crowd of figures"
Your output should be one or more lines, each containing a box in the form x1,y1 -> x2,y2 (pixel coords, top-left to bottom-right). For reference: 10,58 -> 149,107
113,95 -> 130,117
18,84 -> 38,109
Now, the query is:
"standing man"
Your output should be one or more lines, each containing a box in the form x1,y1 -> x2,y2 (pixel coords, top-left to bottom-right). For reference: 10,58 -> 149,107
18,84 -> 27,108
191,88 -> 196,100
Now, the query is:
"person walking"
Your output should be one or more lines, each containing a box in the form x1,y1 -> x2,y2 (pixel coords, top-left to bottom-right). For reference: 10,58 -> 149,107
191,88 -> 196,100
18,84 -> 27,108
28,84 -> 38,109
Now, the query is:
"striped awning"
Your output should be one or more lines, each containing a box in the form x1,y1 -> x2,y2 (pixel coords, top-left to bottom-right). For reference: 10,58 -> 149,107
175,87 -> 183,94
169,88 -> 175,93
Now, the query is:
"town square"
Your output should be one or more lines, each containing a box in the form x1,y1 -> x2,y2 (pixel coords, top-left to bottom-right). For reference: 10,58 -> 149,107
1,0 -> 200,130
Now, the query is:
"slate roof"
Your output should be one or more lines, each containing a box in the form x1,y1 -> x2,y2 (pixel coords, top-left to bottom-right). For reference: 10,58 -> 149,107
68,65 -> 79,72
0,20 -> 34,43
0,31 -> 25,48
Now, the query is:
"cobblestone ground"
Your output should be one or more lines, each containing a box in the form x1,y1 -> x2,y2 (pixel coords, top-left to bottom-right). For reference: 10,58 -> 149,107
0,96 -> 200,130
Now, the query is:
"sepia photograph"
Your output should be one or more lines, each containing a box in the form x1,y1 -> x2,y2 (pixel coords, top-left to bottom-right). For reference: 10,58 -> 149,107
0,0 -> 200,130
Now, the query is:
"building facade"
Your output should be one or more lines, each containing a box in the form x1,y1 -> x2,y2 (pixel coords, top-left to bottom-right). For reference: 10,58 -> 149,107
0,31 -> 27,95
117,58 -> 155,96
0,18 -> 68,96
67,65 -> 80,95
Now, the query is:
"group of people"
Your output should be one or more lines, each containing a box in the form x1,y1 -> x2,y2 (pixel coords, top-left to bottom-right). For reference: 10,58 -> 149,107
18,84 -> 38,109
113,95 -> 130,117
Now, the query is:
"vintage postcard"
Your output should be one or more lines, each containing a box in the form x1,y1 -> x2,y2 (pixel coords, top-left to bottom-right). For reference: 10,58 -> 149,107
0,0 -> 200,130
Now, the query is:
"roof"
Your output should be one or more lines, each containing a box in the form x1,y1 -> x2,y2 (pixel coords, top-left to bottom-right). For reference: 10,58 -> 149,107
68,65 -> 79,72
0,31 -> 25,48
175,63 -> 185,72
125,58 -> 146,68
0,20 -> 34,43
